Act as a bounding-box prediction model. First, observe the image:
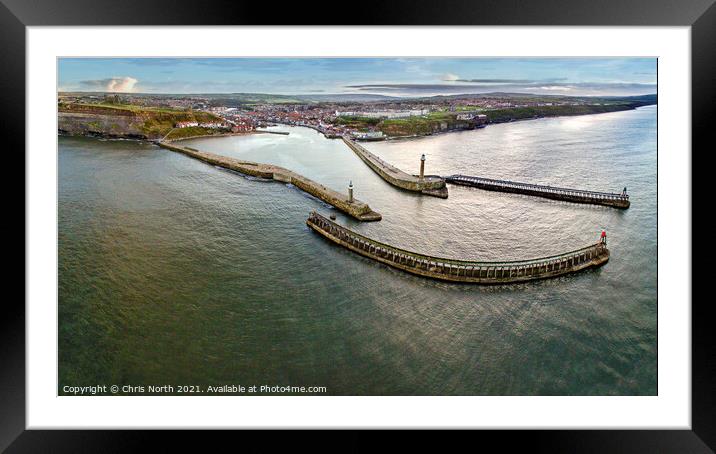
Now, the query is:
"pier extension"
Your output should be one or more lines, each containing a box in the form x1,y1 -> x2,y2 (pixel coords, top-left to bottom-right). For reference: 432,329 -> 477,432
342,137 -> 448,198
307,211 -> 609,284
159,141 -> 382,222
446,174 -> 630,209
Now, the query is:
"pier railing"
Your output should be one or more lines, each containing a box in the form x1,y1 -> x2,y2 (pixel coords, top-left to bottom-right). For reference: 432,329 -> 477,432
446,174 -> 630,208
307,211 -> 609,283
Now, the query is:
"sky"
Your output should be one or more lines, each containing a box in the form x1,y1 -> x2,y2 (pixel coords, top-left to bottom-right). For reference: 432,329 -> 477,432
58,58 -> 657,97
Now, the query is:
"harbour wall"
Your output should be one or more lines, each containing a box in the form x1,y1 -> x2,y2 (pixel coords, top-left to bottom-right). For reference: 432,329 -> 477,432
158,141 -> 382,222
307,211 -> 609,284
341,137 -> 448,198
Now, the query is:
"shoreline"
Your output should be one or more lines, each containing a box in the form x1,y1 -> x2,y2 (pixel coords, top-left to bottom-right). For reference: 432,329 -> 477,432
163,131 -> 255,142
161,128 -> 290,142
377,103 -> 656,143
256,102 -> 654,144
58,128 -> 286,143
58,103 -> 655,144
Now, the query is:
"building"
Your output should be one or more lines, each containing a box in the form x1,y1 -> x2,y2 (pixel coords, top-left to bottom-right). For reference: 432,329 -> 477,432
199,122 -> 229,129
336,109 -> 429,119
352,131 -> 385,140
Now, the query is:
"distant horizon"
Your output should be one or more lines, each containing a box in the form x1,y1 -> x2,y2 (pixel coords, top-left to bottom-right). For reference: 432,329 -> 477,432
58,90 -> 658,100
58,58 -> 657,97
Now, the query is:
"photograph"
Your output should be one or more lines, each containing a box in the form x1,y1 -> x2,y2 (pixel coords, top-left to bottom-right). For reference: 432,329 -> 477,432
4,0 -> 709,445
57,56 -> 658,397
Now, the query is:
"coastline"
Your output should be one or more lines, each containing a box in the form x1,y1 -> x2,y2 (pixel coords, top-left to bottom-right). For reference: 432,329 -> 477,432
377,103 -> 656,143
58,129 -> 283,143
164,129 -> 289,142
251,102 -> 656,144
57,103 -> 655,144
164,131 -> 256,142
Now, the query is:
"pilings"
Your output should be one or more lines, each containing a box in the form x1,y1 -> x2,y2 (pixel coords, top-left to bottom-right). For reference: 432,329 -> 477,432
342,137 -> 448,198
158,141 -> 382,222
446,175 -> 630,209
307,211 -> 609,284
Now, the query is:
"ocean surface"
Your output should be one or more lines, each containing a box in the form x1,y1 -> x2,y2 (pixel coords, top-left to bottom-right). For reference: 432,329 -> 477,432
58,105 -> 657,395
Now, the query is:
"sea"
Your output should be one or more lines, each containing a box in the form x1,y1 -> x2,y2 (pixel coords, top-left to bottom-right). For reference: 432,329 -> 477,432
58,105 -> 657,395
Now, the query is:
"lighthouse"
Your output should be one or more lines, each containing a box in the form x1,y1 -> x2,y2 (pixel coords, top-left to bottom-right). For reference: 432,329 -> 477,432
348,180 -> 354,203
419,154 -> 426,180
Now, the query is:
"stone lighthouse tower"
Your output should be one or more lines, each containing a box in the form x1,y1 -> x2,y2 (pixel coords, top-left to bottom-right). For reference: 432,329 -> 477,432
419,154 -> 426,180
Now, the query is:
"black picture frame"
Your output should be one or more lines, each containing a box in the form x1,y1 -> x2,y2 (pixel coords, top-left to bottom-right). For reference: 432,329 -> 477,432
4,0 -> 711,450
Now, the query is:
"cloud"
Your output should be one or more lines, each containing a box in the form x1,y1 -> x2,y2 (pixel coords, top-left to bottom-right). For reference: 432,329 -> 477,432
539,85 -> 573,91
453,77 -> 568,83
442,73 -> 460,81
348,84 -> 475,90
346,82 -> 656,97
79,76 -> 138,92
457,78 -> 535,83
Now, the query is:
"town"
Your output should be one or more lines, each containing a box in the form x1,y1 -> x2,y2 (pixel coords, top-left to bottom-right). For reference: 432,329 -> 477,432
58,91 -> 656,141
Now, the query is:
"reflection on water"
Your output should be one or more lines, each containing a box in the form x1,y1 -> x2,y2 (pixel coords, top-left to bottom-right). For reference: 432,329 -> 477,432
59,106 -> 656,395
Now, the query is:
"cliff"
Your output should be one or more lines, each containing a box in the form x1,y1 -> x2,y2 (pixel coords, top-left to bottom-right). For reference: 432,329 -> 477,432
333,113 -> 480,138
484,101 -> 655,124
57,103 -> 224,139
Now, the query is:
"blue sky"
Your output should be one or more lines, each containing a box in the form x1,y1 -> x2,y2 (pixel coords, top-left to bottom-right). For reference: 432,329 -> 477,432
58,57 -> 657,97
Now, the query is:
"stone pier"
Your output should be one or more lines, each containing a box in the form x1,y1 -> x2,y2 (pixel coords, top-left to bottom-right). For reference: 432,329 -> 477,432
307,211 -> 610,284
342,137 -> 448,198
158,141 -> 382,222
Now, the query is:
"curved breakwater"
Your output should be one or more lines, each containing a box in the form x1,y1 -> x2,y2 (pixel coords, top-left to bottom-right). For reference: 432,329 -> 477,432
307,211 -> 610,284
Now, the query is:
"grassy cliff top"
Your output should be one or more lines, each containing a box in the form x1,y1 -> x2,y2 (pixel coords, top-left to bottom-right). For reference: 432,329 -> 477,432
59,102 -> 218,119
329,100 -> 654,137
59,102 -> 224,138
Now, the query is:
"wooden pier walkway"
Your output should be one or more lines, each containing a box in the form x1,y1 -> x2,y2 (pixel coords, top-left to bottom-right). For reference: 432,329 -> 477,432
342,137 -> 449,198
307,211 -> 609,284
445,174 -> 630,208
